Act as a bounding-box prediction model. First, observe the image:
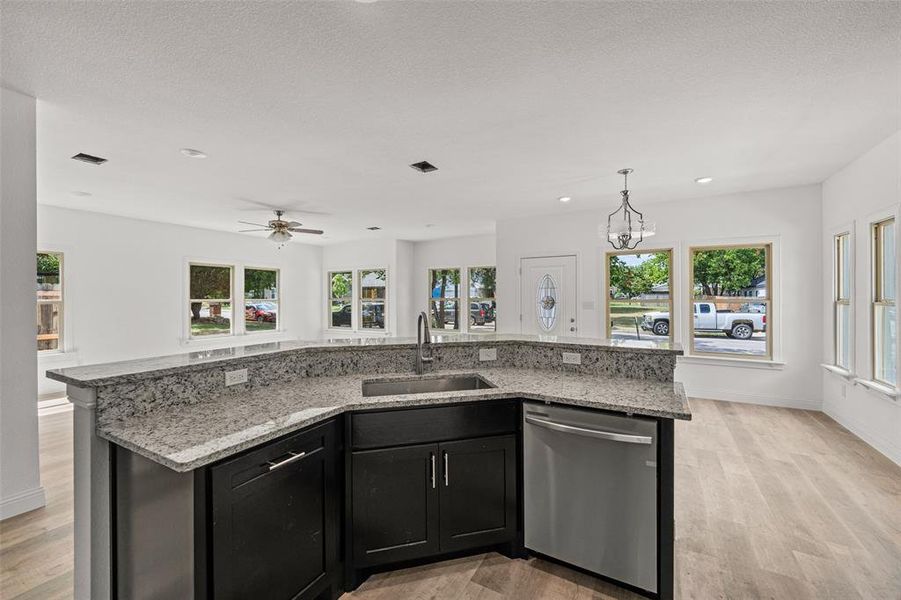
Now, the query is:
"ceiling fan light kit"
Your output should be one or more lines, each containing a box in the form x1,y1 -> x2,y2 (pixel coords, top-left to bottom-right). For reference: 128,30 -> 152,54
237,209 -> 324,247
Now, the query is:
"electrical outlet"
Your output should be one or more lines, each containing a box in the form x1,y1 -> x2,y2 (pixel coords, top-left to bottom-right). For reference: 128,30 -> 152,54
841,384 -> 847,399
479,348 -> 497,362
225,368 -> 248,386
562,352 -> 582,365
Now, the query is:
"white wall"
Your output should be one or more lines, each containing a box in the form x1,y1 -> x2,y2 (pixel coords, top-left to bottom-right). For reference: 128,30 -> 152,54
0,87 -> 46,519
821,131 -> 900,465
37,205 -> 323,397
497,184 -> 824,409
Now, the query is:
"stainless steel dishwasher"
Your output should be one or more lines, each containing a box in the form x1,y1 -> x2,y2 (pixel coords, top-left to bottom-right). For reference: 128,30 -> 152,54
523,401 -> 658,594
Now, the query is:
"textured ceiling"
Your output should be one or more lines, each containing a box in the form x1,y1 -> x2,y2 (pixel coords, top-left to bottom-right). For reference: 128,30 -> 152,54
2,1 -> 899,244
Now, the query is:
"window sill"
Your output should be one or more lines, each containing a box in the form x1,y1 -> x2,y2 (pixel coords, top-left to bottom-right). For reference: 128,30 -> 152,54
38,350 -> 78,361
854,378 -> 900,401
821,364 -> 855,380
180,330 -> 290,347
677,355 -> 786,370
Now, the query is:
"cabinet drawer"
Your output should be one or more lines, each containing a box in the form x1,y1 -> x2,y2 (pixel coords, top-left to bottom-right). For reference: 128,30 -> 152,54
351,400 -> 518,450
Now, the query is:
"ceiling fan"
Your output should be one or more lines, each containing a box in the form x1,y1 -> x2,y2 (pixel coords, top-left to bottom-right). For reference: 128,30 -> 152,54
239,210 -> 324,245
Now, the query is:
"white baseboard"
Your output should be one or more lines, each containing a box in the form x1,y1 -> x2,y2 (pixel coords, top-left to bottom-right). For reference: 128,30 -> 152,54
0,486 -> 47,520
823,407 -> 901,466
684,386 -> 821,410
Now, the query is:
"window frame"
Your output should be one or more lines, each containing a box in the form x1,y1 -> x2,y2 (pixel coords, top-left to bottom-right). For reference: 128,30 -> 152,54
36,250 -> 65,353
187,262 -> 235,339
466,266 -> 497,334
871,217 -> 896,386
427,267 -> 463,332
359,268 -> 388,331
326,270 -> 355,331
603,248 -> 674,342
833,232 -> 852,371
687,242 -> 773,361
243,266 -> 281,335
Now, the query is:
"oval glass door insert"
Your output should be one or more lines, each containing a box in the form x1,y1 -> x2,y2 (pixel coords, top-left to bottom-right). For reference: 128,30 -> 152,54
536,274 -> 558,331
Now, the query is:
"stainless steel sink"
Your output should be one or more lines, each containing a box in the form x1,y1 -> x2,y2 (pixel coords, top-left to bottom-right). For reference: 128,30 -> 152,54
362,374 -> 496,397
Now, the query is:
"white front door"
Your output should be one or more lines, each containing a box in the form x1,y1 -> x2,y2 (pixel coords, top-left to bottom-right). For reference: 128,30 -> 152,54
520,255 -> 577,336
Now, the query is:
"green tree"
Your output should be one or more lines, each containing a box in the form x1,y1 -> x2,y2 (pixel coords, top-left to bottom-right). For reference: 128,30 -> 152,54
330,272 -> 351,299
692,248 -> 765,296
189,266 -> 231,321
244,269 -> 278,299
469,267 -> 496,297
36,253 -> 60,282
608,253 -> 669,299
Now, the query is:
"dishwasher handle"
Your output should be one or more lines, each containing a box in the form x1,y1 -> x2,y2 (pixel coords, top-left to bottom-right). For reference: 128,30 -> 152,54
525,415 -> 653,445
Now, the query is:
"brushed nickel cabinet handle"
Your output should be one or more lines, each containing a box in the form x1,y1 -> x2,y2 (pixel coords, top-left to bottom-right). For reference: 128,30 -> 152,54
430,453 -> 436,489
444,452 -> 449,487
266,451 -> 307,471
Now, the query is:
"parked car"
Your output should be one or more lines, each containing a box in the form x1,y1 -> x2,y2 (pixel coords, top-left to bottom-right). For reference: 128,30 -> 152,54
739,302 -> 766,314
470,302 -> 488,326
245,302 -> 277,322
478,301 -> 496,322
641,301 -> 766,339
331,303 -> 352,327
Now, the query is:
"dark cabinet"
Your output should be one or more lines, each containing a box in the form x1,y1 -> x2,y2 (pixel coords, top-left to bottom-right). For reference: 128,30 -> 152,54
351,443 -> 439,566
439,435 -> 517,553
351,432 -> 518,571
210,420 -> 339,600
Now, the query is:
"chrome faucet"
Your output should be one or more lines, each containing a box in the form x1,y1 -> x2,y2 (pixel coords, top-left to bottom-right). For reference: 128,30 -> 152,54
416,311 -> 434,374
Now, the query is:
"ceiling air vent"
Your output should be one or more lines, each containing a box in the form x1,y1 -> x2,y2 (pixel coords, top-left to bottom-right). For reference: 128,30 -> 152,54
366,226 -> 382,231
409,161 -> 437,173
71,153 -> 108,165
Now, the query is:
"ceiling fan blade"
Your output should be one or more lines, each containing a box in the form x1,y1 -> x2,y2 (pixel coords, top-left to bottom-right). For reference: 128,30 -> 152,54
238,228 -> 270,232
288,228 -> 324,235
238,221 -> 270,228
284,221 -> 302,228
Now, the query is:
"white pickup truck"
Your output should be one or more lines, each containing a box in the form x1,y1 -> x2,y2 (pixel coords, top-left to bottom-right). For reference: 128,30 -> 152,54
641,301 -> 766,339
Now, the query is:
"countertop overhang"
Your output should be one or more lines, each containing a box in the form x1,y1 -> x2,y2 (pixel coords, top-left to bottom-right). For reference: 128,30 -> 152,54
100,367 -> 690,472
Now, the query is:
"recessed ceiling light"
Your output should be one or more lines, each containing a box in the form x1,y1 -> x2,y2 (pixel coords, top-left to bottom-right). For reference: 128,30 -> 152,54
425,224 -> 436,228
558,196 -> 572,203
694,177 -> 713,184
180,148 -> 207,159
71,153 -> 107,165
367,226 -> 382,231
70,191 -> 92,197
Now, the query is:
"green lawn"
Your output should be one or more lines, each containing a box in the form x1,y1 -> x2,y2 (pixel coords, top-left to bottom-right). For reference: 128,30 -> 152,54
609,301 -> 667,330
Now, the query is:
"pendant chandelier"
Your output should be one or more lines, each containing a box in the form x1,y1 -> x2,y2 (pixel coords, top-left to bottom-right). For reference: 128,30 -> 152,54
606,168 -> 655,250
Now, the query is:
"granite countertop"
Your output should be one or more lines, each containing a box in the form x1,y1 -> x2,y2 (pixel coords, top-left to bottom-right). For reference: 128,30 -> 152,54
100,367 -> 691,472
46,334 -> 682,387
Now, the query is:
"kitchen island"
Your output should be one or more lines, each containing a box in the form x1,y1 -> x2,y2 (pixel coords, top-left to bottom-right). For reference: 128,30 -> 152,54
48,335 -> 689,600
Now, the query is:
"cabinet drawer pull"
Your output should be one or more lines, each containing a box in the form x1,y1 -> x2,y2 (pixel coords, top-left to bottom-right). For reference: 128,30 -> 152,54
444,452 -> 449,487
430,453 -> 436,489
266,451 -> 307,471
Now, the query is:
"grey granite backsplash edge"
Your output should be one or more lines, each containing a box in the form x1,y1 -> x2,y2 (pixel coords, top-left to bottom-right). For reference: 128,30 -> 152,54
47,337 -> 681,387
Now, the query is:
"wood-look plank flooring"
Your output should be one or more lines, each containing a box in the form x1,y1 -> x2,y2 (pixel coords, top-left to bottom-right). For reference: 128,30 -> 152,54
2,400 -> 899,599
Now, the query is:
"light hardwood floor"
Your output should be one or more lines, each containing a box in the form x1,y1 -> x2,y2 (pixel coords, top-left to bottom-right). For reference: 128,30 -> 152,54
1,400 -> 899,599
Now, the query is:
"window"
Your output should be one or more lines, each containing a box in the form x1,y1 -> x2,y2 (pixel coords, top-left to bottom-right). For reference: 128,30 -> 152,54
189,264 -> 233,337
36,252 -> 63,352
468,267 -> 497,333
605,250 -> 672,341
244,268 -> 279,333
834,233 -> 852,370
429,268 -> 461,330
328,271 -> 353,329
873,218 -> 896,386
360,269 -> 387,330
689,244 -> 771,359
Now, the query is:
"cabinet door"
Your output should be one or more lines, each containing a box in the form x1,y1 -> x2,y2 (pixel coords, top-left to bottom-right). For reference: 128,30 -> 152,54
439,435 -> 517,553
210,420 -> 338,600
352,443 -> 439,566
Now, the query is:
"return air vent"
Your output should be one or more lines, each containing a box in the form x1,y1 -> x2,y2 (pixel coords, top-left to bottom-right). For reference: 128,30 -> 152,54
366,226 -> 382,231
71,153 -> 108,165
409,161 -> 437,173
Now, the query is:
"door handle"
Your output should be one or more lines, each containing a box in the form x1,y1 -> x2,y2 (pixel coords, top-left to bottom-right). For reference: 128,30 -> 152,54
525,415 -> 653,444
266,451 -> 307,471
443,452 -> 449,487
430,453 -> 436,489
